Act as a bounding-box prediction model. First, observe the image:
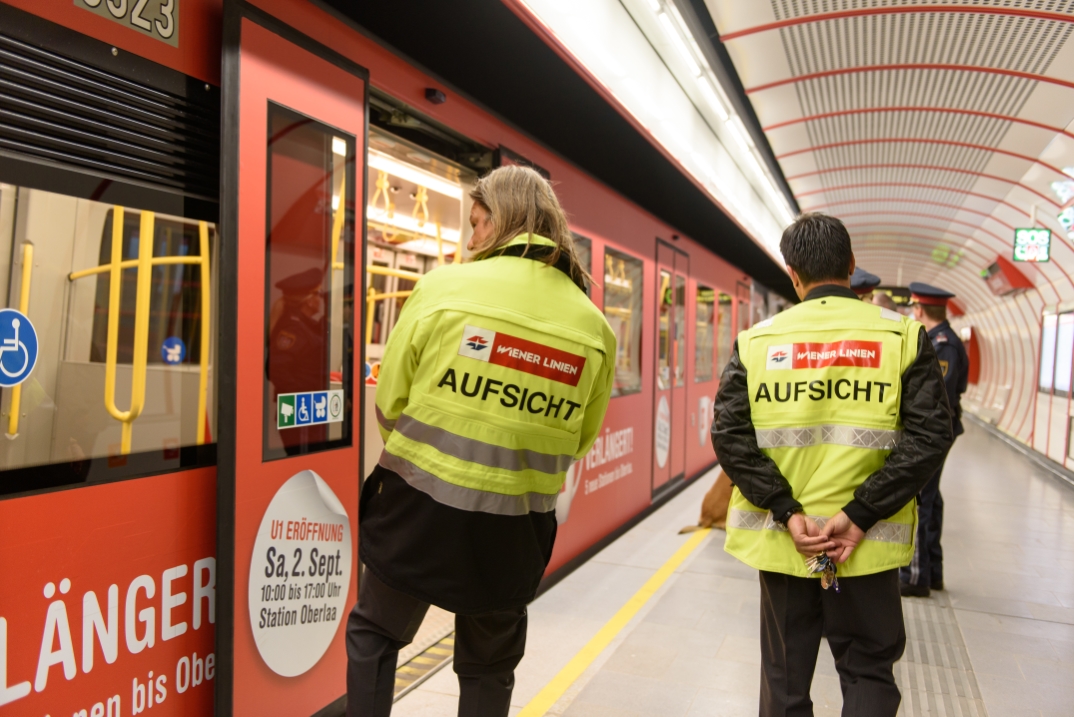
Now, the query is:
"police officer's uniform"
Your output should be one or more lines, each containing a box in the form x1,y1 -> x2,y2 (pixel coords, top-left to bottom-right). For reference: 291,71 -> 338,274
900,283 -> 968,597
347,234 -> 616,717
712,283 -> 953,716
850,267 -> 880,298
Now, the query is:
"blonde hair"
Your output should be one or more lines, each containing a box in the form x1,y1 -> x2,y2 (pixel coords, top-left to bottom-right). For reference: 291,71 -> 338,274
469,165 -> 592,287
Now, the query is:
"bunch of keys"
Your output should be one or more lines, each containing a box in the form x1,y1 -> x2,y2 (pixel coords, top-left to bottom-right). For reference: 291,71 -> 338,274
805,553 -> 840,592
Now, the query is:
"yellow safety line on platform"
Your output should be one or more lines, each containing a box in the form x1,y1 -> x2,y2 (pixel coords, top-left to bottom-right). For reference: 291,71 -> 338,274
516,528 -> 712,717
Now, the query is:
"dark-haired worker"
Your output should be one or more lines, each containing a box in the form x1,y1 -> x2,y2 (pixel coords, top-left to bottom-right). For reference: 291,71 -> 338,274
711,213 -> 953,716
900,283 -> 969,598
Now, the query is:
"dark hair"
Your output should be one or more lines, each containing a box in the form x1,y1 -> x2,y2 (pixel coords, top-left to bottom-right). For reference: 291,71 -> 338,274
779,213 -> 853,285
920,304 -> 947,322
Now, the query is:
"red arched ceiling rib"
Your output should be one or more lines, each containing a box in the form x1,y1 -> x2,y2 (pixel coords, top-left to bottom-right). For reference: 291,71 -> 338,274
762,107 -> 1074,142
845,222 -> 1067,300
794,182 -> 1031,217
776,138 -> 1069,178
784,164 -> 1061,208
802,197 -> 1018,229
745,64 -> 1074,95
719,6 -> 1074,41
838,210 -> 1012,241
846,210 -> 1074,257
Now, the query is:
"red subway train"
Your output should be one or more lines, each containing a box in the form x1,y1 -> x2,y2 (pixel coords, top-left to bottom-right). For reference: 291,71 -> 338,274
0,1 -> 787,715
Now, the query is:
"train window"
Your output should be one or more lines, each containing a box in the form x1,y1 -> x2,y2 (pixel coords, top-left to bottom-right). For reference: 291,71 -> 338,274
263,104 -> 355,460
657,269 -> 672,390
573,234 -> 592,296
0,183 -> 217,479
716,292 -> 733,374
674,275 -> 686,387
695,286 -> 715,382
604,248 -> 643,396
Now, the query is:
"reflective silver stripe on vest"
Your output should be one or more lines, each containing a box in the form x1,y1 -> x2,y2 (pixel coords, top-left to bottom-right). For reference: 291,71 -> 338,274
755,425 -> 902,451
379,451 -> 558,516
394,414 -> 573,475
375,405 -> 396,432
727,509 -> 912,544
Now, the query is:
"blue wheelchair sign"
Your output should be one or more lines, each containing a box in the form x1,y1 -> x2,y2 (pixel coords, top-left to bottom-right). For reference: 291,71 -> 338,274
0,309 -> 38,388
161,336 -> 187,365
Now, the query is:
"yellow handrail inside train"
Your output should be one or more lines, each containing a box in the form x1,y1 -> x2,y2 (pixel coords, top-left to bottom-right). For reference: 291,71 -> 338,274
6,242 -> 33,438
367,265 -> 422,281
68,208 -> 213,454
365,285 -> 417,346
196,221 -> 211,445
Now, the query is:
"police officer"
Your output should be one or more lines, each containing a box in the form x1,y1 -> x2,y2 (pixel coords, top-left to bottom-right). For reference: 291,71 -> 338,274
712,213 -> 953,716
346,166 -> 616,717
900,283 -> 969,598
850,266 -> 880,300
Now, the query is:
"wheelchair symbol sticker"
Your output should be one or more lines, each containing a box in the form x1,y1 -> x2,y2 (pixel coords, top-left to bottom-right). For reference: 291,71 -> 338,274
0,309 -> 37,388
161,336 -> 186,365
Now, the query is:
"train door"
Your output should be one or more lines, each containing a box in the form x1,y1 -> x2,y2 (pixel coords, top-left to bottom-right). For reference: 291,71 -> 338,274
218,8 -> 365,716
361,128 -> 474,478
653,240 -> 688,494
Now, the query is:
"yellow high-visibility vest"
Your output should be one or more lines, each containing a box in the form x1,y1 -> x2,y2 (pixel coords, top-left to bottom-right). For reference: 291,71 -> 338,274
375,234 -> 616,516
725,296 -> 923,577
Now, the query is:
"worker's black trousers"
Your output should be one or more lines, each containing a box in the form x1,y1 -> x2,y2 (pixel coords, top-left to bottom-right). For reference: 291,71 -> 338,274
345,570 -> 527,717
759,568 -> 905,717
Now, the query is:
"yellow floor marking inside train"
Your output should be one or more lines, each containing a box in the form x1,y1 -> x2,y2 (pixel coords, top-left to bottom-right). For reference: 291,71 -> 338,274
517,529 -> 712,717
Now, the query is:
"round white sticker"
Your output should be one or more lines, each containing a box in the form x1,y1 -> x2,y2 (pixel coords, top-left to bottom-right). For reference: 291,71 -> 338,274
698,396 -> 712,447
655,396 -> 671,468
248,470 -> 352,677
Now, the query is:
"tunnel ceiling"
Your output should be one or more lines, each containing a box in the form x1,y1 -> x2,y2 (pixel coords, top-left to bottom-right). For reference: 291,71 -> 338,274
700,0 -> 1074,315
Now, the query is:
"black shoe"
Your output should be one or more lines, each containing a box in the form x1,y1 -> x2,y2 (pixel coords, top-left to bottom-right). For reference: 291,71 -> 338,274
900,582 -> 930,598
931,580 -> 944,591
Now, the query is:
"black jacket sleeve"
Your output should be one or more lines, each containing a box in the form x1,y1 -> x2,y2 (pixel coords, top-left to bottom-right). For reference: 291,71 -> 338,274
710,342 -> 802,522
842,328 -> 954,531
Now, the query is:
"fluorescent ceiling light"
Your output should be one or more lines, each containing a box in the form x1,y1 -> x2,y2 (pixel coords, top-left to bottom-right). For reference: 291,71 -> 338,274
368,206 -> 462,243
657,12 -> 701,77
368,151 -> 463,199
698,79 -> 729,121
332,136 -> 348,157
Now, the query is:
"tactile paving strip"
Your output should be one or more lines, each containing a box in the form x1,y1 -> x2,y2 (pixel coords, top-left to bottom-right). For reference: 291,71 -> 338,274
394,632 -> 454,700
895,592 -> 988,717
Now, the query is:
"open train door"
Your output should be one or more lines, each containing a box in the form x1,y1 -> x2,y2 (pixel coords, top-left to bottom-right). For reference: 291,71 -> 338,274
217,4 -> 366,715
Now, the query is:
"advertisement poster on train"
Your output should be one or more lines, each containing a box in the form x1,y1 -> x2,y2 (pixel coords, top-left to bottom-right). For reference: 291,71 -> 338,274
549,404 -> 647,572
247,470 -> 352,677
0,469 -> 216,717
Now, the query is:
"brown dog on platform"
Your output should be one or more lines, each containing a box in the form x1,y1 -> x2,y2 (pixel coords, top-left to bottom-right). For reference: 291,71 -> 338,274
680,467 -> 734,533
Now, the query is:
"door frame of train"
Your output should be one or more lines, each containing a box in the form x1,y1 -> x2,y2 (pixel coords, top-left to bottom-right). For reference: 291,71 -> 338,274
652,238 -> 689,498
217,3 -> 369,715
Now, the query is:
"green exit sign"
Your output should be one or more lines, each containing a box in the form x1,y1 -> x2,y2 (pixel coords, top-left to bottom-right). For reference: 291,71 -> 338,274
1013,228 -> 1051,262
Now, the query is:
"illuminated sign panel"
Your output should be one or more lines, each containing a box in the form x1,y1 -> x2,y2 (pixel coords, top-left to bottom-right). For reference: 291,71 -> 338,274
1013,228 -> 1051,262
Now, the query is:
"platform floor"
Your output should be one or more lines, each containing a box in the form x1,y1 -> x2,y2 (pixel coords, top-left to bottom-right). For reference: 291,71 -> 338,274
392,420 -> 1074,717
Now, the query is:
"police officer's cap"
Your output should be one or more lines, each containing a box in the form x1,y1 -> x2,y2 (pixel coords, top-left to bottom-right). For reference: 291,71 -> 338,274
908,282 -> 956,306
276,267 -> 324,294
850,267 -> 881,295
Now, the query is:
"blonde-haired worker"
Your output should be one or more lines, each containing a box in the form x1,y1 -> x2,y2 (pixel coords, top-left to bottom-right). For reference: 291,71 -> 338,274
347,166 -> 616,717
